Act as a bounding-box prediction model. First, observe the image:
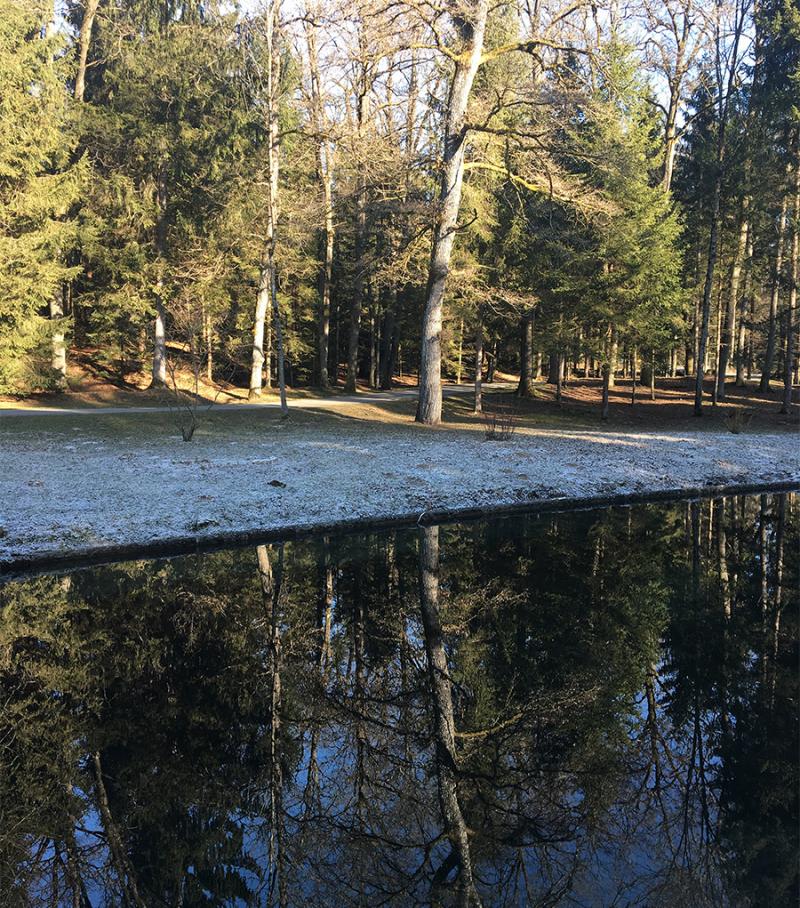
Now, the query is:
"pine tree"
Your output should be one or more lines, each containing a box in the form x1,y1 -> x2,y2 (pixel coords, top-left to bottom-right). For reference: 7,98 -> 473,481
0,1 -> 83,393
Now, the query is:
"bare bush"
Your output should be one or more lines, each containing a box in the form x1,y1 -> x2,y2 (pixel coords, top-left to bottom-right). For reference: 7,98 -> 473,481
726,409 -> 753,434
481,398 -> 518,441
159,299 -> 229,441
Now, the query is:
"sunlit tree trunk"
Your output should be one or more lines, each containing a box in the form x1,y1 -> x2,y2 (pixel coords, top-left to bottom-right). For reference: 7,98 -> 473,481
781,148 -> 799,415
74,0 -> 100,103
694,1 -> 746,414
473,314 -> 483,414
49,286 -> 67,388
150,167 -> 168,387
735,227 -> 753,385
416,0 -> 488,425
717,213 -> 749,399
304,11 -> 334,389
608,326 -> 618,388
249,1 -> 288,416
344,28 -> 372,394
761,191 -> 789,391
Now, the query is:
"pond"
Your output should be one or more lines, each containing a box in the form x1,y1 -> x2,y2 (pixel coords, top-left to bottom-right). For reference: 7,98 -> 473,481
0,493 -> 797,907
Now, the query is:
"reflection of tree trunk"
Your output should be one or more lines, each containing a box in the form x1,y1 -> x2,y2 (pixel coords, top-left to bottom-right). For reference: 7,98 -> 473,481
257,543 -> 286,906
716,497 -> 731,619
759,495 -> 769,621
418,526 -> 481,907
92,753 -> 146,908
353,566 -> 367,818
769,495 -> 786,708
64,787 -> 87,908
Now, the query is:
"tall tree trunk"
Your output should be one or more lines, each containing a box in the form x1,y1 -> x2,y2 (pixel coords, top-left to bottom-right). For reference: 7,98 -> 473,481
650,349 -> 656,400
418,526 -> 482,906
695,170 -> 722,414
74,0 -> 100,103
304,12 -> 334,389
50,286 -> 67,388
456,317 -> 464,384
473,313 -> 483,414
516,309 -> 535,397
662,84 -> 681,192
717,212 -> 749,399
250,265 -> 271,397
486,340 -> 496,382
416,0 -> 488,425
344,40 -> 372,394
601,363 -> 610,420
607,326 -> 618,388
694,0 -> 746,414
736,226 -> 753,386
150,164 -> 168,387
761,192 -> 789,391
316,171 -> 334,389
379,287 -> 399,389
547,351 -> 560,384
250,1 -> 287,416
780,149 -> 799,415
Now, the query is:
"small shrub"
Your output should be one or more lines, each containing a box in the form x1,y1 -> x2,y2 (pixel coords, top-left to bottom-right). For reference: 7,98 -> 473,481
481,399 -> 517,440
726,409 -> 753,434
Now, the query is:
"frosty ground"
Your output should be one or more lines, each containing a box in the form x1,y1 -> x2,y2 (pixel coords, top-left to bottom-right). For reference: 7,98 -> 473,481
1,401 -> 798,569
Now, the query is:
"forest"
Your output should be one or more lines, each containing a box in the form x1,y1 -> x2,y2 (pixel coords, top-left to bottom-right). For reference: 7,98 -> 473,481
1,0 -> 798,424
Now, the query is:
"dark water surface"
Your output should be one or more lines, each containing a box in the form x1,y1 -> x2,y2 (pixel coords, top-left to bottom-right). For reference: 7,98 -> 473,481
1,493 -> 797,907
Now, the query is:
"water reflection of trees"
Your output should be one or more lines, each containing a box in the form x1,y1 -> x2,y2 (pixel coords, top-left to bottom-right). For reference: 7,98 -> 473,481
0,494 -> 796,906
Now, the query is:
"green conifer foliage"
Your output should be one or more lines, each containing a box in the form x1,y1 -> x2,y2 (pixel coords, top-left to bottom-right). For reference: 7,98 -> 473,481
0,1 -> 83,392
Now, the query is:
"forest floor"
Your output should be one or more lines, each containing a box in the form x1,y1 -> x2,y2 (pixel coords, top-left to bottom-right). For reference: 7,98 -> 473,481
1,387 -> 797,568
1,347 -> 797,434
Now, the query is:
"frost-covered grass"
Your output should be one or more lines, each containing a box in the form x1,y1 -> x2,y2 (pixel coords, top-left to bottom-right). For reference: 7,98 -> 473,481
1,405 -> 798,567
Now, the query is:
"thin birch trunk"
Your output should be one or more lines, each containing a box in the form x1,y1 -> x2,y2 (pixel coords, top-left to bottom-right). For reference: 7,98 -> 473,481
250,1 -> 287,416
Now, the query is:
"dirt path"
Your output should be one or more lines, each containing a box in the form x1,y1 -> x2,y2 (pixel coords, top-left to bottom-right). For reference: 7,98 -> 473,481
0,383 -> 500,417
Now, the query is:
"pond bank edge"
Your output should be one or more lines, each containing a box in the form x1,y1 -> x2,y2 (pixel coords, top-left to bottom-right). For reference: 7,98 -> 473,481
3,478 -> 798,579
